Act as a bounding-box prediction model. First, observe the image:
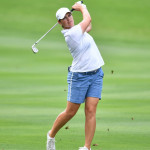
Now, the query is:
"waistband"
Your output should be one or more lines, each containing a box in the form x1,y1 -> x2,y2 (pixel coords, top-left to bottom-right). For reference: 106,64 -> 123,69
68,66 -> 100,75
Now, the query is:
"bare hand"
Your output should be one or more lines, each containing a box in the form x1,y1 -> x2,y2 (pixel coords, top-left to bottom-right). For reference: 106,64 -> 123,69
72,2 -> 86,11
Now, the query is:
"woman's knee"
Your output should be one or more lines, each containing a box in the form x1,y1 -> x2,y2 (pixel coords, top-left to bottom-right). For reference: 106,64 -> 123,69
85,106 -> 97,119
86,107 -> 95,114
65,102 -> 80,118
85,98 -> 99,118
65,109 -> 77,118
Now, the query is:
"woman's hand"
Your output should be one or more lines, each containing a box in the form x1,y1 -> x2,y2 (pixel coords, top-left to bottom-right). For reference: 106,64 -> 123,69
72,2 -> 92,33
72,2 -> 86,11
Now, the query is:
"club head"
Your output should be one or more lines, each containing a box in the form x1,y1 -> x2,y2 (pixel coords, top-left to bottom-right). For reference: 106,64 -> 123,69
32,44 -> 38,53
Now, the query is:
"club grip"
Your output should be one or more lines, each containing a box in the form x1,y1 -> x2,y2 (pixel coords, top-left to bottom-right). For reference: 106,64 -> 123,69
70,8 -> 75,12
70,1 -> 83,12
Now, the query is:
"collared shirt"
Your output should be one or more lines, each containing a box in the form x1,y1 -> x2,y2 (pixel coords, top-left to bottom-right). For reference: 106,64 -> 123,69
61,24 -> 104,72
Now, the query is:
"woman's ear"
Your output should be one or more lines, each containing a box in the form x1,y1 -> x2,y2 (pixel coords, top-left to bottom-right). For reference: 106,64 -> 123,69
58,20 -> 62,25
58,20 -> 64,28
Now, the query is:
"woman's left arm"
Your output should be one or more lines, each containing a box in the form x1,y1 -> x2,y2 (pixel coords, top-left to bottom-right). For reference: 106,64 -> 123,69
86,23 -> 92,33
72,3 -> 91,33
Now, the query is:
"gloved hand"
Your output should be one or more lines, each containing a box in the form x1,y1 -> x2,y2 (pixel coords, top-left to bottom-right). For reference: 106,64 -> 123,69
76,1 -> 87,9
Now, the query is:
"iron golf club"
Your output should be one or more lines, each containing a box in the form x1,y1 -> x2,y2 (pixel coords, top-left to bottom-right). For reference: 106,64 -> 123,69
31,1 -> 83,53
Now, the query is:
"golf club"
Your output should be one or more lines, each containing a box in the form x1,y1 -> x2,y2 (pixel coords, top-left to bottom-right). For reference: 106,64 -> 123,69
32,1 -> 83,54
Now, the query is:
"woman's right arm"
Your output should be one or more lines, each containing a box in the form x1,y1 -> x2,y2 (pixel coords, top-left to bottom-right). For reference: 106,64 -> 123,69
72,3 -> 92,33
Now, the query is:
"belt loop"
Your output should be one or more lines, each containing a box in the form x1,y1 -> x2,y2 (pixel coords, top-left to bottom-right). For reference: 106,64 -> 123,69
68,66 -> 71,72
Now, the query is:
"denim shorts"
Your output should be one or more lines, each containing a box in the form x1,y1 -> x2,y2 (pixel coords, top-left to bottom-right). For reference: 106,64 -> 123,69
67,68 -> 104,104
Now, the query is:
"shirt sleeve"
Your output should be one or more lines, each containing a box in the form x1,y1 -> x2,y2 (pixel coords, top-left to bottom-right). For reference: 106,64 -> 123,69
67,24 -> 83,44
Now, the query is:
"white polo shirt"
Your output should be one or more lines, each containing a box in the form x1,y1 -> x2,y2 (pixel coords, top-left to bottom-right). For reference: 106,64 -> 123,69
61,24 -> 104,72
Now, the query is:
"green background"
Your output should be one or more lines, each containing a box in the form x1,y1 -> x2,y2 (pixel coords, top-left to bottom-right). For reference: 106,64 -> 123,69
0,0 -> 150,149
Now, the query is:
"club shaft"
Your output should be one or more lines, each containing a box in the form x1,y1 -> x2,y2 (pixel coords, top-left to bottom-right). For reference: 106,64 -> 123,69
35,22 -> 58,45
33,1 -> 83,47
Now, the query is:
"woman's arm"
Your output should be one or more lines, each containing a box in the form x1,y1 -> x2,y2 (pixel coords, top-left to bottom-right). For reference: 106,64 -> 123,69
72,3 -> 91,33
86,23 -> 92,33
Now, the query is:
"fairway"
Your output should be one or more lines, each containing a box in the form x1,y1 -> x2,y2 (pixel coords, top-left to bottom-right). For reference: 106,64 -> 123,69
0,0 -> 150,150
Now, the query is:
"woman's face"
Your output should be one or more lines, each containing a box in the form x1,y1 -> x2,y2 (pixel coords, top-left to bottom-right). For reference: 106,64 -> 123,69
58,12 -> 74,29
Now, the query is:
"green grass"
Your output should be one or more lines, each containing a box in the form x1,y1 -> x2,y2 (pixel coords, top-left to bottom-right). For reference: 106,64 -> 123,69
0,0 -> 150,149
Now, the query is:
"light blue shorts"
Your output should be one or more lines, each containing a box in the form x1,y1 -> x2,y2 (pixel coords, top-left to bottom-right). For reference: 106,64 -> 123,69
67,67 -> 104,104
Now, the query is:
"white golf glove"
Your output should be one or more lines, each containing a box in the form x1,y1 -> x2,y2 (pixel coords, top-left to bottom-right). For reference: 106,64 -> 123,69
77,1 -> 87,9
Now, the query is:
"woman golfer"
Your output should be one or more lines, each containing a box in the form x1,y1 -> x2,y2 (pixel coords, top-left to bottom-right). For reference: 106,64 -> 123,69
47,2 -> 104,150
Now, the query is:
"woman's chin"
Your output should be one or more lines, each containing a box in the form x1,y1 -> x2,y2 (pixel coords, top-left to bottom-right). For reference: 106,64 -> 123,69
64,24 -> 74,29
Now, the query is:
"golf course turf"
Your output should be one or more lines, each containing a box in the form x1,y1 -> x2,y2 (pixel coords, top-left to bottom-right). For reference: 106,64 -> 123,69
0,0 -> 150,149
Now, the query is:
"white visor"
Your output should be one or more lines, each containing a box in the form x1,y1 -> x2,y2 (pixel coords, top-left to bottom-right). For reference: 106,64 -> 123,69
56,8 -> 70,20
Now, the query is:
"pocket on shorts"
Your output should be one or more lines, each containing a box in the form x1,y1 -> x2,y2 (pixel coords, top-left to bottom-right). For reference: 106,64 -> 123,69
67,72 -> 78,84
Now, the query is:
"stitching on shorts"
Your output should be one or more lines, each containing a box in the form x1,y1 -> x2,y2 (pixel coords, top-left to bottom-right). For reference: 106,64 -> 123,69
69,72 -> 74,101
